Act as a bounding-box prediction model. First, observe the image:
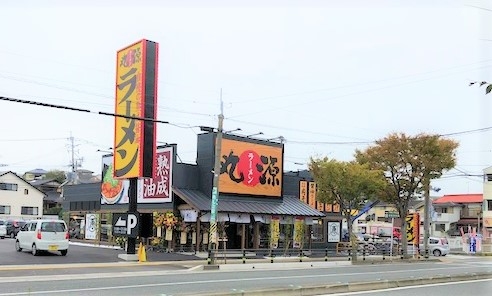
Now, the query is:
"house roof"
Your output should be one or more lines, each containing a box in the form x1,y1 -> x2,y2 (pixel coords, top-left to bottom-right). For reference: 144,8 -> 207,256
173,187 -> 325,217
433,193 -> 483,204
25,168 -> 48,175
0,171 -> 47,197
30,178 -> 61,186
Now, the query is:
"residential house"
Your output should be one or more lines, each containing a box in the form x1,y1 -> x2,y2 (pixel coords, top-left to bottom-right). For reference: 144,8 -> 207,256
29,178 -> 63,212
432,193 -> 483,237
0,171 -> 45,219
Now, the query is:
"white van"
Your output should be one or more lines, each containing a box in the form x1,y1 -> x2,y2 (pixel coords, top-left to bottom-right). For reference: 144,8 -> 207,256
15,219 -> 69,256
0,219 -> 6,239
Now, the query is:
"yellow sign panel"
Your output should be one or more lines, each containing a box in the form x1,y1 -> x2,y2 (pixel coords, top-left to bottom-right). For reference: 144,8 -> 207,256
299,181 -> 308,203
114,41 -> 145,179
219,138 -> 283,197
405,213 -> 420,244
308,182 -> 317,209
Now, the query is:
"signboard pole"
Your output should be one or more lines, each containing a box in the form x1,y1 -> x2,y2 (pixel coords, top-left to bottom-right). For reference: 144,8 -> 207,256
423,177 -> 430,259
127,178 -> 138,255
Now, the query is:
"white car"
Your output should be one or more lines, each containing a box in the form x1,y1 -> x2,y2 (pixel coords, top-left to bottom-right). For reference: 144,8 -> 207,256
15,219 -> 69,256
0,220 -> 6,239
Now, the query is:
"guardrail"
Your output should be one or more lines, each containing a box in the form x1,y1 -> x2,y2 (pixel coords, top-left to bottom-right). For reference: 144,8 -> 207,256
204,244 -> 416,265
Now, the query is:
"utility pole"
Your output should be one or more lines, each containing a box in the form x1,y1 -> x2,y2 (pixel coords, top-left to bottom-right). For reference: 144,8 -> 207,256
209,89 -> 224,264
423,176 -> 430,258
70,134 -> 75,173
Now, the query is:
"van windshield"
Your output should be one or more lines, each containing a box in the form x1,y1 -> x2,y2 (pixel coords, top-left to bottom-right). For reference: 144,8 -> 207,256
41,222 -> 66,232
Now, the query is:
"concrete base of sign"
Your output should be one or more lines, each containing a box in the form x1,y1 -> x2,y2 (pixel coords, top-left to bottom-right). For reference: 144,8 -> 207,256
118,254 -> 139,261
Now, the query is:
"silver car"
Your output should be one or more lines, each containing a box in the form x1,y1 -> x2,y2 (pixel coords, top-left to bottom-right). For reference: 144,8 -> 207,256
419,237 -> 449,256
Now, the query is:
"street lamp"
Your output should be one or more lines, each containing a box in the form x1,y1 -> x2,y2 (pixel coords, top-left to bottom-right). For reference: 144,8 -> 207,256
224,128 -> 241,134
246,132 -> 263,138
267,136 -> 285,143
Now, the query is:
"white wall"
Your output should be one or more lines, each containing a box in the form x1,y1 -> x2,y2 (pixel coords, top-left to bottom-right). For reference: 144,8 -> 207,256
0,172 -> 44,219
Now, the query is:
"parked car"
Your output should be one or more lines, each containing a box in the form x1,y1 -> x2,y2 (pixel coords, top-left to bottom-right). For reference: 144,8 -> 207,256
15,219 -> 69,256
0,220 -> 6,239
419,237 -> 449,256
5,219 -> 26,238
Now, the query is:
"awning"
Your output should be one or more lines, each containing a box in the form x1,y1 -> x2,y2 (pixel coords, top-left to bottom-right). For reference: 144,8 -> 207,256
173,187 -> 325,217
200,213 -> 231,222
457,218 -> 479,226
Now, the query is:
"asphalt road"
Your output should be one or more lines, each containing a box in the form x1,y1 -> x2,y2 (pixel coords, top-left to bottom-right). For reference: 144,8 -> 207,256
0,257 -> 490,296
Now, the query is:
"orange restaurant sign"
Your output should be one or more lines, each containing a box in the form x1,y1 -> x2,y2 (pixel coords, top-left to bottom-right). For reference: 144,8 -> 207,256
218,138 -> 283,197
113,40 -> 158,179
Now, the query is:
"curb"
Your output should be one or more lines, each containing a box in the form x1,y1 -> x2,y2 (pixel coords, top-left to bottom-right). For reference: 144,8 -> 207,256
187,271 -> 492,296
0,260 -> 202,271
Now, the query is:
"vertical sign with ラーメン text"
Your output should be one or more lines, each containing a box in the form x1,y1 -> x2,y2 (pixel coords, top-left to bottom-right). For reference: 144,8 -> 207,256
113,39 -> 158,179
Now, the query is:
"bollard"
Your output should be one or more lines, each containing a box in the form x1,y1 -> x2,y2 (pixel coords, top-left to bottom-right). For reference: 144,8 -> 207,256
348,249 -> 351,261
299,249 -> 303,262
207,249 -> 211,265
325,248 -> 328,261
382,247 -> 385,260
242,250 -> 246,264
363,248 -> 366,261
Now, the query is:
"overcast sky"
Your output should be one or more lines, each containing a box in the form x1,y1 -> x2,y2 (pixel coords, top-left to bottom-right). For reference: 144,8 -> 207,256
1,0 -> 491,196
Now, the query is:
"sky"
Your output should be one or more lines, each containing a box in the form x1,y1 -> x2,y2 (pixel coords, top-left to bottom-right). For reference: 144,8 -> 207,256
1,0 -> 491,196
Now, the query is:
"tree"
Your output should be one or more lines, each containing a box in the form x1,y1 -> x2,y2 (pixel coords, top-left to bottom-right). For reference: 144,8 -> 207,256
309,157 -> 387,261
355,133 -> 458,256
469,81 -> 492,94
45,170 -> 67,183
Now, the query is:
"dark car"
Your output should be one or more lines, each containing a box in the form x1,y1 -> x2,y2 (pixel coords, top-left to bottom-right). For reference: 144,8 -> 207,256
6,220 -> 26,238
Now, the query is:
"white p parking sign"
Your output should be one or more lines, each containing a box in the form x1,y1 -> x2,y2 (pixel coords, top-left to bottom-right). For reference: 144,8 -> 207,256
112,212 -> 139,238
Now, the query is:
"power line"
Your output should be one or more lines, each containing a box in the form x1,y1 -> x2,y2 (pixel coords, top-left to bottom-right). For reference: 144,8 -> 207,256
227,64 -> 492,119
0,137 -> 68,142
4,94 -> 492,147
465,4 -> 492,13
0,96 -> 170,125
227,58 -> 492,105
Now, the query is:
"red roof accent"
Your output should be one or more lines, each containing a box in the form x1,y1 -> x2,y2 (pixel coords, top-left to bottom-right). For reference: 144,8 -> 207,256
433,194 -> 483,204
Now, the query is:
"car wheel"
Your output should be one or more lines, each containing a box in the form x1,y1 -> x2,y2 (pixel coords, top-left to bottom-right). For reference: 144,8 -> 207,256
10,232 -> 15,239
60,250 -> 67,256
32,244 -> 38,256
15,240 -> 22,252
0,236 -> 4,239
433,249 -> 441,256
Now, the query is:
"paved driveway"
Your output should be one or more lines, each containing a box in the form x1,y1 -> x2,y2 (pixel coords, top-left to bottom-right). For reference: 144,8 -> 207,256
0,238 -> 202,266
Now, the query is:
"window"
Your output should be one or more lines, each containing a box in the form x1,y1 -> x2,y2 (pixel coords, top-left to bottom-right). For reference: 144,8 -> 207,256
21,206 -> 38,215
488,200 -> 492,211
487,174 -> 492,182
311,220 -> 324,242
40,222 -> 66,232
0,182 -> 18,191
0,205 -> 11,215
435,223 -> 446,232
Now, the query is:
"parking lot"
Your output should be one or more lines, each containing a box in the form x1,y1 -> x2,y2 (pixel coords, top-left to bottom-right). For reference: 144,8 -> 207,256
0,237 -> 202,266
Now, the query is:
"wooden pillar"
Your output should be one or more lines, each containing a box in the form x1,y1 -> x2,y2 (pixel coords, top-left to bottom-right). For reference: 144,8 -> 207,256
241,224 -> 246,250
254,222 -> 260,249
196,216 -> 201,252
